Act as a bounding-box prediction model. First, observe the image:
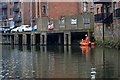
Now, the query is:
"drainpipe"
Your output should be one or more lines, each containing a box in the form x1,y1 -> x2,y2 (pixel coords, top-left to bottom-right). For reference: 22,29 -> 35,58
103,23 -> 104,43
102,3 -> 105,43
30,1 -> 32,27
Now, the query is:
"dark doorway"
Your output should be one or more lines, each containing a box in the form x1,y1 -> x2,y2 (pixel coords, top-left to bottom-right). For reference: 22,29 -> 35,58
35,34 -> 40,45
71,32 -> 87,45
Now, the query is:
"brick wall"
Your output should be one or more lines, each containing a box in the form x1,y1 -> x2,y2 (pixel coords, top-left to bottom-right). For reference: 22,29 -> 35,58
22,2 -> 36,26
7,2 -> 14,18
22,2 -> 30,25
47,2 -> 79,19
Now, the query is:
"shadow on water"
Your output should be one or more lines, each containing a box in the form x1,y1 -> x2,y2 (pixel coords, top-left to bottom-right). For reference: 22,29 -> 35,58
1,45 -> 120,79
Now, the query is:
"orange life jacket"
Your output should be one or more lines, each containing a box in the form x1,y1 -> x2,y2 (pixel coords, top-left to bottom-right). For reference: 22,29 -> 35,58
85,36 -> 89,43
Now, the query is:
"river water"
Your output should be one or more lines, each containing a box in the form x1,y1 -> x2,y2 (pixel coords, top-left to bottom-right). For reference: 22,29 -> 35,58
0,45 -> 120,79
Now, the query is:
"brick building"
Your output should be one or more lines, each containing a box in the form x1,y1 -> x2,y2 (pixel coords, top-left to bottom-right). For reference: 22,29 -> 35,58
1,0 -> 94,28
13,2 -> 37,27
94,0 -> 120,44
1,1 -> 37,28
38,1 -> 94,19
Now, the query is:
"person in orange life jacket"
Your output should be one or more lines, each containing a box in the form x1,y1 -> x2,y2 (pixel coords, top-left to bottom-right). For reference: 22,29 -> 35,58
81,34 -> 89,43
85,34 -> 89,43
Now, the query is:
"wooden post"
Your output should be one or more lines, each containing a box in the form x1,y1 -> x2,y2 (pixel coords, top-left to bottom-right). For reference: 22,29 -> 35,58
40,32 -> 47,45
64,32 -> 71,45
14,34 -> 18,45
31,33 -> 35,45
58,34 -> 61,44
68,32 -> 71,45
64,33 -> 67,45
23,34 -> 26,45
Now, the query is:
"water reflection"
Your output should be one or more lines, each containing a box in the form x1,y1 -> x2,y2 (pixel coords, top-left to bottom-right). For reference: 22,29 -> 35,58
80,46 -> 96,79
1,45 -> 120,79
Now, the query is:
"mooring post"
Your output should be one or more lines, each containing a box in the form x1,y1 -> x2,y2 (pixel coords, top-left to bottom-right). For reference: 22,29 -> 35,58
40,32 -> 47,45
31,33 -> 35,45
64,32 -> 71,45
14,34 -> 18,45
40,34 -> 43,45
31,34 -> 33,45
23,34 -> 26,45
44,33 -> 47,45
10,35 -> 12,45
64,33 -> 67,45
10,35 -> 12,44
6,35 -> 9,44
58,34 -> 61,45
68,32 -> 71,45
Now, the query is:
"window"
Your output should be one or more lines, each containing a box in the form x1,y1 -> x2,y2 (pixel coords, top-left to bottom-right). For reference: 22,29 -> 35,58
10,0 -> 13,5
71,19 -> 77,25
59,19 -> 65,25
90,1 -> 94,7
83,2 -> 88,12
90,2 -> 94,13
42,5 -> 46,14
10,8 -> 13,15
83,17 -> 90,24
4,10 -> 7,15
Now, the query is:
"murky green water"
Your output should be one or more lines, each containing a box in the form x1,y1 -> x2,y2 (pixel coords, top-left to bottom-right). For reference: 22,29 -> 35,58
0,45 -> 120,79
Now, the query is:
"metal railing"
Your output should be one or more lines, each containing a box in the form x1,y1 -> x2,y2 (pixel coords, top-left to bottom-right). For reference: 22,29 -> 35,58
95,13 -> 113,23
95,13 -> 105,22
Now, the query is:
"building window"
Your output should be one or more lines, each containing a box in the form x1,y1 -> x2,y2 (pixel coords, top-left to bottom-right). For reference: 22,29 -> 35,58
71,18 -> 77,25
10,8 -> 13,15
42,5 -> 46,14
10,0 -> 13,5
83,2 -> 88,12
59,17 -> 65,25
90,1 -> 94,13
4,10 -> 7,15
90,1 -> 94,7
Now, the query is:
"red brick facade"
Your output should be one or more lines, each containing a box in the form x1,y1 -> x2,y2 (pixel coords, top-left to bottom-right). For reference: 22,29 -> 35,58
7,2 -> 14,18
22,2 -> 30,25
2,1 -> 92,26
47,2 -> 79,19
